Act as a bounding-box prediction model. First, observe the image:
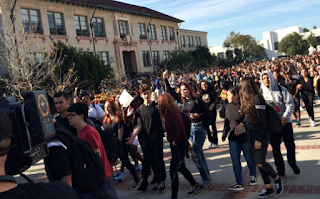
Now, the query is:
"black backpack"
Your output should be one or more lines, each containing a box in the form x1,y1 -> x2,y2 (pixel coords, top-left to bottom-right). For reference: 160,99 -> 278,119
181,112 -> 191,139
59,127 -> 105,193
266,104 -> 282,134
265,84 -> 284,134
96,125 -> 122,165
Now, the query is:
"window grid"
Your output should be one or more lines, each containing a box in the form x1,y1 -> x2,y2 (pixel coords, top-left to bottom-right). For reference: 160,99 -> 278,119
181,35 -> 185,46
138,23 -> 147,39
98,52 -> 109,65
118,20 -> 128,38
21,8 -> 42,33
92,17 -> 106,37
164,51 -> 170,60
169,27 -> 175,41
142,51 -> 151,67
74,15 -> 89,36
48,12 -> 65,35
148,24 -> 156,40
160,26 -> 167,40
152,51 -> 159,65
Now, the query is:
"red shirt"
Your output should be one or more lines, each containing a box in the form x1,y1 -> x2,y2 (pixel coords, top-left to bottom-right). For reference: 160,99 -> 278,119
78,125 -> 113,179
165,111 -> 186,145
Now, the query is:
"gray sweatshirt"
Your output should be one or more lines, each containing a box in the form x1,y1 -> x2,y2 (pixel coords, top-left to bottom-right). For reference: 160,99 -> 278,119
260,70 -> 294,123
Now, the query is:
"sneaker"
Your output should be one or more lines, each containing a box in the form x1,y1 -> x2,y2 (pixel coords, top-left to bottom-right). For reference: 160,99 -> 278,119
158,181 -> 166,194
131,179 -> 141,189
311,120 -> 316,127
137,180 -> 148,191
200,179 -> 212,190
258,188 -> 274,198
135,164 -> 142,171
187,183 -> 200,197
208,142 -> 213,149
151,183 -> 159,191
250,176 -> 257,185
228,183 -> 244,191
295,121 -> 301,126
213,144 -> 219,148
113,172 -> 124,182
275,176 -> 283,195
292,165 -> 301,175
300,106 -> 305,111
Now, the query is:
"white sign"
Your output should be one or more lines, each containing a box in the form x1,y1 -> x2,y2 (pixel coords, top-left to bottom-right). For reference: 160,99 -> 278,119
118,89 -> 134,108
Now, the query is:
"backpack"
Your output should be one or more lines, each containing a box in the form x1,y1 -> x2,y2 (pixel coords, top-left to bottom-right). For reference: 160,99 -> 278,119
266,104 -> 282,134
58,126 -> 105,193
181,112 -> 191,139
96,125 -> 122,165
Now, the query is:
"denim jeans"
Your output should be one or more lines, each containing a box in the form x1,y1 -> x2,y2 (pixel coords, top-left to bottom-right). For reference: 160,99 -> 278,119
189,123 -> 210,181
229,141 -> 256,184
78,176 -> 118,199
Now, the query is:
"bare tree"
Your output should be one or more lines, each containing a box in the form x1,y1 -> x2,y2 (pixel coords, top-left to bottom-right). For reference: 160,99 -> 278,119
0,0 -> 76,99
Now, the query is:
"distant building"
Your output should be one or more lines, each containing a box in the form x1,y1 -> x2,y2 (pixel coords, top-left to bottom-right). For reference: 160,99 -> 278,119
0,0 -> 208,76
179,29 -> 208,51
209,25 -> 320,60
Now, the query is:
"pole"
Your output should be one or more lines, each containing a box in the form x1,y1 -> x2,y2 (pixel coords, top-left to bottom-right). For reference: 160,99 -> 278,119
89,6 -> 97,56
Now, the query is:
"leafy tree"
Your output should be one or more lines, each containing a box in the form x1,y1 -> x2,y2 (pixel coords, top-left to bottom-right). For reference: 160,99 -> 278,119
225,50 -> 233,60
55,43 -> 114,88
191,46 -> 215,69
306,33 -> 317,47
278,32 -> 308,55
313,25 -> 317,29
303,28 -> 309,32
160,47 -> 216,72
223,31 -> 266,61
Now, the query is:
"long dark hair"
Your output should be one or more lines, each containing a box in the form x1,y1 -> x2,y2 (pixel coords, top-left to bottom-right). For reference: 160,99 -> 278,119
198,80 -> 214,95
239,77 -> 261,117
228,87 -> 240,106
180,82 -> 198,103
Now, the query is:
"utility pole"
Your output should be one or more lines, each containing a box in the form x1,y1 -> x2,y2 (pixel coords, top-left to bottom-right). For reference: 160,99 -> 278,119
89,6 -> 97,56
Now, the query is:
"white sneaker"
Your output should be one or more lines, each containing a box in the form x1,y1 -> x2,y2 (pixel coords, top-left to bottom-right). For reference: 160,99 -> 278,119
311,120 -> 316,127
213,144 -> 219,148
208,142 -> 213,149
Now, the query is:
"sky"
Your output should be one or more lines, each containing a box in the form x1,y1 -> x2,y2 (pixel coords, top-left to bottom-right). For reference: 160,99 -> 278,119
115,0 -> 320,47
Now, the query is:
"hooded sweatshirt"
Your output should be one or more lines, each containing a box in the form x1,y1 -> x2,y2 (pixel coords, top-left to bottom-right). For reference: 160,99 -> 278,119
260,70 -> 294,123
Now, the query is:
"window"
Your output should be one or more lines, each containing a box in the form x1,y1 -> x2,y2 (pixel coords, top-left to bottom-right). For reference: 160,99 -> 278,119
138,23 -> 147,39
74,15 -> 89,36
169,27 -> 175,41
21,8 -> 42,33
142,51 -> 150,67
118,20 -> 129,38
217,52 -> 224,59
160,26 -> 167,40
190,36 -> 194,47
181,35 -> 185,47
92,17 -> 106,37
187,36 -> 191,46
274,42 -> 279,51
152,51 -> 159,65
196,37 -> 201,46
47,12 -> 65,35
98,52 -> 109,65
148,24 -> 156,40
164,51 -> 170,60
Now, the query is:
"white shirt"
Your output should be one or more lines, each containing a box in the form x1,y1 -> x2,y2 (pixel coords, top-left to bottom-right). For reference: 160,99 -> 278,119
88,104 -> 105,120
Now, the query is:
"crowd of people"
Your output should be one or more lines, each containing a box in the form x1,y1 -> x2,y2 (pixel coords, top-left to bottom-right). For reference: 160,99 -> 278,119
1,50 -> 320,199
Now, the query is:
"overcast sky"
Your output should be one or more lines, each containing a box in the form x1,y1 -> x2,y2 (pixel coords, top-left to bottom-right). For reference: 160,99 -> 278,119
115,0 -> 320,47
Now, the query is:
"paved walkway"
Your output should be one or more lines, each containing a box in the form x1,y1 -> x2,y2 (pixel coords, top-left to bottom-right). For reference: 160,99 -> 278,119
18,104 -> 320,199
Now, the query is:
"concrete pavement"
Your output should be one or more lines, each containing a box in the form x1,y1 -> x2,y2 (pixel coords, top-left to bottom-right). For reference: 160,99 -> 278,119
17,104 -> 320,199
